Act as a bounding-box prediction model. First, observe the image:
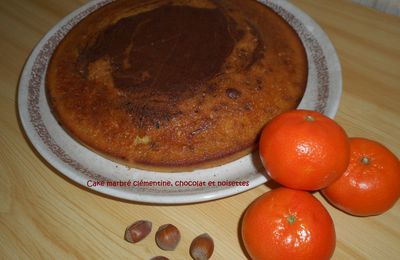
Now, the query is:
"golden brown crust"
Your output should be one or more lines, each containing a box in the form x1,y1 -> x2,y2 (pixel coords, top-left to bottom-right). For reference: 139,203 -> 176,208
46,0 -> 307,171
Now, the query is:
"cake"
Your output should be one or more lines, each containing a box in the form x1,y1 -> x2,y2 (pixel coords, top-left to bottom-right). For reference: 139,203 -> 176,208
46,0 -> 308,171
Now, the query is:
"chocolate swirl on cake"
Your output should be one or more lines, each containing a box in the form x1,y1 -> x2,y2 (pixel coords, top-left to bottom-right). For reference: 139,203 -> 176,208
76,3 -> 266,129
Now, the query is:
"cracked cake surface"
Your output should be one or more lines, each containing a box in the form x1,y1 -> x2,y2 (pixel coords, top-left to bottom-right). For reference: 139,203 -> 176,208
46,0 -> 308,171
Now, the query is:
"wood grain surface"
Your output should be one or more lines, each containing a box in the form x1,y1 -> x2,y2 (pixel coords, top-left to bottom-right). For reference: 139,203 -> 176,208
1,0 -> 399,259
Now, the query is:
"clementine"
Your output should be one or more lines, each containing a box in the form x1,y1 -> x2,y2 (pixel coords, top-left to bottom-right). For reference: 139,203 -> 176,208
259,109 -> 350,190
322,137 -> 400,216
241,188 -> 336,260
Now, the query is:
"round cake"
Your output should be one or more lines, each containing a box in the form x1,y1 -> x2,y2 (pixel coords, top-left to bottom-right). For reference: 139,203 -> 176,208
46,0 -> 308,171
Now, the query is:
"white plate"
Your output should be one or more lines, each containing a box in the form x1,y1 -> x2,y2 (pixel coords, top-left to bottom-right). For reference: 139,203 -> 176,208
18,0 -> 342,204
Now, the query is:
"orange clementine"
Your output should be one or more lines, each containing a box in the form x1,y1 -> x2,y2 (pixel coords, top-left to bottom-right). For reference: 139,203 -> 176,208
259,109 -> 350,190
241,188 -> 336,260
322,137 -> 400,216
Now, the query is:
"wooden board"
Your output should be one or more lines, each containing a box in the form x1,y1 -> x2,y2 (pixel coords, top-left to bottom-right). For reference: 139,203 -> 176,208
0,0 -> 399,258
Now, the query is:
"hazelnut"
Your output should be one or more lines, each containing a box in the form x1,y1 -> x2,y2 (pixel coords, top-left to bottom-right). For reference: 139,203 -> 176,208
124,220 -> 152,243
225,88 -> 241,99
155,224 -> 181,251
190,233 -> 214,260
150,257 -> 169,260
